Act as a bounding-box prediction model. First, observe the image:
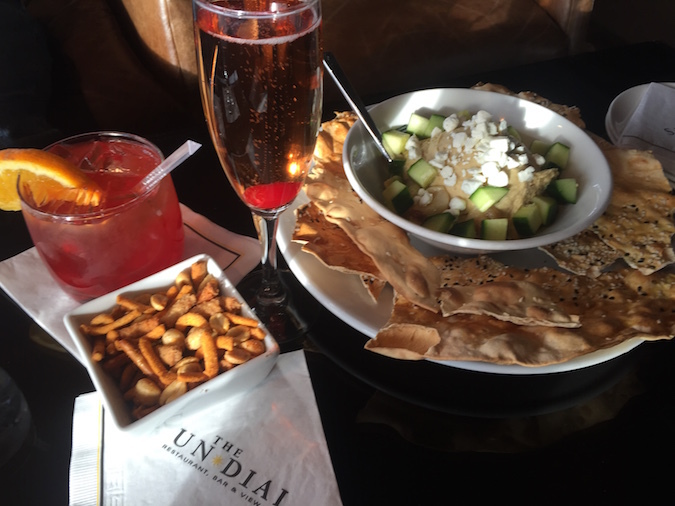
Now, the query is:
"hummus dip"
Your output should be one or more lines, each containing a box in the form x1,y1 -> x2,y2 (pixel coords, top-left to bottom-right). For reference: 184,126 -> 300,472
401,110 -> 559,230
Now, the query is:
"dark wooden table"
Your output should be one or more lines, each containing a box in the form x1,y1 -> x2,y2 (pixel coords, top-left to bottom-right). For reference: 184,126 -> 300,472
2,41 -> 675,505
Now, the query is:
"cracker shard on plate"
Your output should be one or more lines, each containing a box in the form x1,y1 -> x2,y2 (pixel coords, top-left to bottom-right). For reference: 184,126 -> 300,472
303,113 -> 441,312
542,147 -> 675,277
293,201 -> 387,301
367,257 -> 675,367
590,147 -> 675,275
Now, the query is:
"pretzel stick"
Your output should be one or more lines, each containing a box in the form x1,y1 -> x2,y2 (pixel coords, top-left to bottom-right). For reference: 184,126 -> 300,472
116,339 -> 155,377
224,312 -> 259,328
138,337 -> 177,386
91,336 -> 106,362
198,329 -> 219,378
81,310 -> 141,336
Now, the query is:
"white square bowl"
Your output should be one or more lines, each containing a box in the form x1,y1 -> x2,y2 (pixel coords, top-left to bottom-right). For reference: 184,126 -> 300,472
63,254 -> 280,434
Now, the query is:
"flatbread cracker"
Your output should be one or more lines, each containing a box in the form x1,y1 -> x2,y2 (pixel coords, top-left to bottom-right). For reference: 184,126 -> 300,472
305,160 -> 440,311
293,202 -> 387,301
368,263 -> 675,366
590,148 -> 675,274
539,229 -> 621,277
305,113 -> 441,312
438,280 -> 580,328
293,202 -> 382,278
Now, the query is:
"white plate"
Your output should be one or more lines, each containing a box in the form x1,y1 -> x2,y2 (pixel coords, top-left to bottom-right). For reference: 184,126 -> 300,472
278,195 -> 643,376
605,82 -> 675,144
64,254 -> 280,433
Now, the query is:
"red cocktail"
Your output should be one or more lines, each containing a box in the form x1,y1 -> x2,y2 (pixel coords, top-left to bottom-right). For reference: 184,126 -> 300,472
19,132 -> 185,300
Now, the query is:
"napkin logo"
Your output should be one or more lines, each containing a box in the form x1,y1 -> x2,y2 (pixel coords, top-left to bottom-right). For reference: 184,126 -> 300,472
161,428 -> 290,505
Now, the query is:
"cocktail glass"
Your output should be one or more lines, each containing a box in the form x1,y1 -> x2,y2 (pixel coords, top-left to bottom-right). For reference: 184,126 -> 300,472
19,132 -> 185,301
193,0 -> 322,347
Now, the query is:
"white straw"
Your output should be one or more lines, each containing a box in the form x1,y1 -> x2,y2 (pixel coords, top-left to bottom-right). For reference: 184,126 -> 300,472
133,140 -> 201,194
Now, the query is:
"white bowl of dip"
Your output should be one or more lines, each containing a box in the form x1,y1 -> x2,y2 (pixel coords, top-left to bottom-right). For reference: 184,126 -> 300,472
342,88 -> 613,254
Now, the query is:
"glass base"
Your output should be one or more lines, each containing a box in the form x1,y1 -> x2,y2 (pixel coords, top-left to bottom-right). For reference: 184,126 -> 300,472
236,268 -> 319,353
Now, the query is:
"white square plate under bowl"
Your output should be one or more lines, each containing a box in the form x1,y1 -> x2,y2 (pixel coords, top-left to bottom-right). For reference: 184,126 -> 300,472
64,254 -> 280,434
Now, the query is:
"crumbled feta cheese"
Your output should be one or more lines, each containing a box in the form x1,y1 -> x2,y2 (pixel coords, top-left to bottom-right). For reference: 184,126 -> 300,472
440,166 -> 457,187
474,110 -> 492,123
466,168 -> 486,182
429,152 -> 449,168
464,136 -> 479,151
482,148 -> 508,167
414,187 -> 433,206
517,166 -> 535,182
481,161 -> 500,178
405,135 -> 420,160
449,196 -> 467,212
451,131 -> 467,149
487,170 -> 509,187
489,136 -> 510,152
472,122 -> 489,139
533,153 -> 546,166
461,178 -> 484,196
506,156 -> 522,170
443,114 -> 460,132
429,126 -> 443,138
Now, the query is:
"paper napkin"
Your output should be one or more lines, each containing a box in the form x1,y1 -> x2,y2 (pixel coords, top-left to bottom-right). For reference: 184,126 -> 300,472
617,82 -> 675,185
69,351 -> 343,506
0,204 -> 260,361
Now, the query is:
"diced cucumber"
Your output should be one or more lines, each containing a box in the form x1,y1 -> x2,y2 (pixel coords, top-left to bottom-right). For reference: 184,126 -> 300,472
422,212 -> 456,233
456,110 -> 471,122
530,139 -> 550,156
469,185 -> 509,212
481,218 -> 509,240
531,194 -> 558,226
544,142 -> 570,169
424,114 -> 446,137
383,179 -> 414,214
382,130 -> 411,157
407,159 -> 437,188
449,219 -> 476,239
388,159 -> 406,178
512,203 -> 543,237
506,125 -> 521,141
383,175 -> 402,188
546,178 -> 578,204
406,113 -> 430,137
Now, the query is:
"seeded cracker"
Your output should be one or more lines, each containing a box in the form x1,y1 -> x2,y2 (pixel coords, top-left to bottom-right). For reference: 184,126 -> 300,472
589,147 -> 675,274
539,229 -> 622,278
367,257 -> 675,366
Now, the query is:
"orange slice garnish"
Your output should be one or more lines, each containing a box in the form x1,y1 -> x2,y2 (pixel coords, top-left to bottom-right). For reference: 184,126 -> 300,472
0,148 -> 102,211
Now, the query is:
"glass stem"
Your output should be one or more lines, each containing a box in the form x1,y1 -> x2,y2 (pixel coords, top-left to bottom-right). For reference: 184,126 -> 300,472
256,212 -> 287,307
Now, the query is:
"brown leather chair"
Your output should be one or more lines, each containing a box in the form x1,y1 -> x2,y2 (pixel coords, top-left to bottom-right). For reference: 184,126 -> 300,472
24,0 -> 594,137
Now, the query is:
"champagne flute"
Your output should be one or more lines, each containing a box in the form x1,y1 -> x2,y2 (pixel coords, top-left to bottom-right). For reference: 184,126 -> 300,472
193,0 -> 322,346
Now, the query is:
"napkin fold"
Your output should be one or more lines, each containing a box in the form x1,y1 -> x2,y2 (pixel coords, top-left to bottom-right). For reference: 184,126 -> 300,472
0,203 -> 260,361
70,351 -> 343,506
617,82 -> 675,186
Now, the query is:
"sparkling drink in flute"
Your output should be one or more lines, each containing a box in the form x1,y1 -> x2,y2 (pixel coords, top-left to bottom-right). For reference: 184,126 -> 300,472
194,0 -> 322,345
